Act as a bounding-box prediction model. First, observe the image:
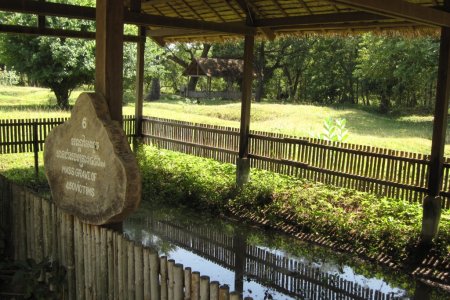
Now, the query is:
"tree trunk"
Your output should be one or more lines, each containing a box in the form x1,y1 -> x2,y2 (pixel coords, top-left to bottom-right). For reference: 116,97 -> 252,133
52,86 -> 70,110
148,78 -> 161,101
379,91 -> 389,113
255,42 -> 265,103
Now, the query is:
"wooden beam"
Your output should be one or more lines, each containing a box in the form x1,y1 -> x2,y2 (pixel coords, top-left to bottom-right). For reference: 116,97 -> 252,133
422,0 -> 450,243
146,28 -> 209,38
332,0 -> 450,27
125,11 -> 255,35
95,0 -> 124,123
273,21 -> 416,32
254,12 -> 389,28
0,24 -> 140,42
0,0 -> 96,20
0,0 -> 255,35
237,35 -> 254,185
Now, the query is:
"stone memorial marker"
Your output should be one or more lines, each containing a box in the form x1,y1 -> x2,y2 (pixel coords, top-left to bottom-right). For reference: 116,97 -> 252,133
44,92 -> 141,225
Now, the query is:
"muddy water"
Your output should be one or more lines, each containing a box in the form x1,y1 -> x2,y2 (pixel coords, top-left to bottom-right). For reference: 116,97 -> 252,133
124,203 -> 448,300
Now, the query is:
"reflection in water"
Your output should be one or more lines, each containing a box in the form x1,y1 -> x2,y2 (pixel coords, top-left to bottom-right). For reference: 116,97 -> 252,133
124,205 -> 448,299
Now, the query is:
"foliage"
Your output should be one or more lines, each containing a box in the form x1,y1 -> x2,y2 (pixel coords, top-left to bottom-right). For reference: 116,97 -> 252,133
0,13 -> 95,109
354,34 -> 438,112
311,117 -> 349,142
137,145 -> 236,211
0,258 -> 66,299
136,145 -> 450,265
0,67 -> 20,86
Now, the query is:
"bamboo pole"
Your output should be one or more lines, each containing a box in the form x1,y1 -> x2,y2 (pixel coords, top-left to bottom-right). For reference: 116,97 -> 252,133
127,241 -> 135,300
230,292 -> 240,300
210,281 -> 219,300
134,245 -> 144,300
199,275 -> 210,300
99,227 -> 108,299
191,271 -> 200,300
168,259 -> 175,300
149,250 -> 160,300
143,248 -> 151,299
160,256 -> 168,300
184,267 -> 192,300
219,285 -> 230,300
173,263 -> 184,300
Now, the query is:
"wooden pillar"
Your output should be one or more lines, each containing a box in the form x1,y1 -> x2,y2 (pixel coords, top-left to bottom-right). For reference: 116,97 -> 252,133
95,0 -> 124,123
237,35 -> 254,185
135,27 -> 146,143
422,0 -> 450,243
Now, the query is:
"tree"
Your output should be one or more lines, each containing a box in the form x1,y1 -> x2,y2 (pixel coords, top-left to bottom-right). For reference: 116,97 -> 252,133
0,13 -> 95,109
354,34 -> 438,112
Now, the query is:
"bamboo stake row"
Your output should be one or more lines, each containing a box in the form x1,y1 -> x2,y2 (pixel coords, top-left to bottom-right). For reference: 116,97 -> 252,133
140,117 -> 448,208
2,116 -> 449,206
0,116 -> 135,154
1,176 -> 249,300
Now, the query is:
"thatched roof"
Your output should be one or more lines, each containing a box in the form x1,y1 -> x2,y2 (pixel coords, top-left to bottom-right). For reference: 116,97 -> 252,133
183,58 -> 245,78
141,0 -> 448,43
1,1 -> 449,43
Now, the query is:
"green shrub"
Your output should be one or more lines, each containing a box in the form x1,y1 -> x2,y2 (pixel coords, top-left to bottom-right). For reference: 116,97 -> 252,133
138,145 -> 450,263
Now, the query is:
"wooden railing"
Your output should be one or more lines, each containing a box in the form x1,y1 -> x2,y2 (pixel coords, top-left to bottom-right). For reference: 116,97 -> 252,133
1,116 -> 449,207
0,175 -> 249,299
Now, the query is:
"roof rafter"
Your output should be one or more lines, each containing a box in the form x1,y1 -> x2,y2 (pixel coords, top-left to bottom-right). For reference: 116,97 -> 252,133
0,0 -> 255,36
332,0 -> 450,27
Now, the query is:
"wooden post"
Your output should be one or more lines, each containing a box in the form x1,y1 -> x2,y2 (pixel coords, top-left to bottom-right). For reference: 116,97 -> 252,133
422,0 -> 450,244
237,35 -> 254,185
33,122 -> 39,177
135,26 -> 146,147
95,0 -> 124,123
133,0 -> 145,147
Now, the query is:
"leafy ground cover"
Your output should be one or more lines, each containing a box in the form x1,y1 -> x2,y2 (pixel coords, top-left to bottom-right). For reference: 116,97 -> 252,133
137,145 -> 450,267
1,86 -> 449,155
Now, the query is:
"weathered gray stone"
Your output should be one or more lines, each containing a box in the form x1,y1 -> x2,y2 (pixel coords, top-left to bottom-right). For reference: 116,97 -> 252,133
44,92 -> 141,225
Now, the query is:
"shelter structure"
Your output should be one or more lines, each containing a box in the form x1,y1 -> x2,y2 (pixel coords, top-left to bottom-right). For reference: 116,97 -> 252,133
183,58 -> 244,99
0,0 -> 449,243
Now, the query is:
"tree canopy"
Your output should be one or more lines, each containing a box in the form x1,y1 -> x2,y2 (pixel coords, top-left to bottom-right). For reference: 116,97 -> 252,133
0,11 -> 95,109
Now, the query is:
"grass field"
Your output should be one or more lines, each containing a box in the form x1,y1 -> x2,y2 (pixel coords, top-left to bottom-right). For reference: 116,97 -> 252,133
1,85 -> 449,155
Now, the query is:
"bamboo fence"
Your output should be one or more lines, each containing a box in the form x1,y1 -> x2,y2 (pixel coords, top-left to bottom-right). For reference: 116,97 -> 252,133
0,175 -> 249,300
141,116 -> 449,208
1,116 -> 449,207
